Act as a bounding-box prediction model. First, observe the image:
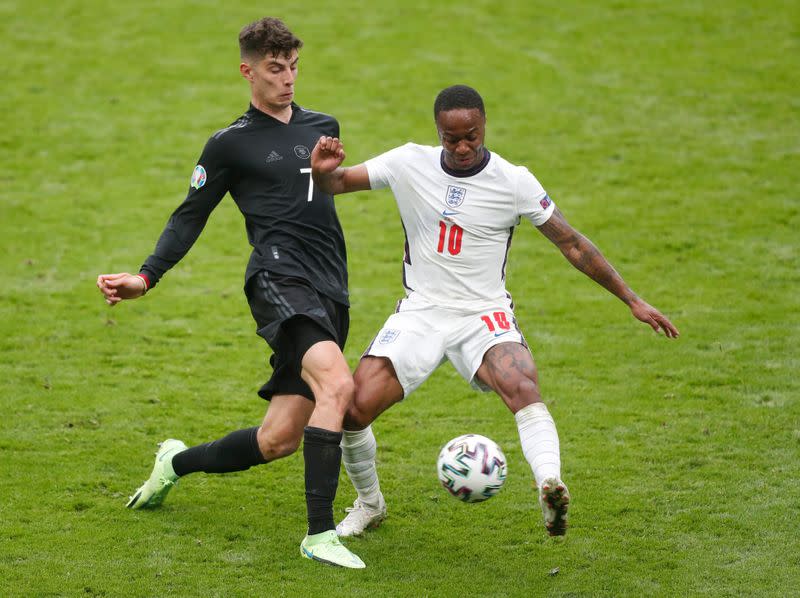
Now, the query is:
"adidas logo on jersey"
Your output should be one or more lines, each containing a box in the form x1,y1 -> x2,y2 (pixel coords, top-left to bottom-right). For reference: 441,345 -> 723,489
265,151 -> 283,163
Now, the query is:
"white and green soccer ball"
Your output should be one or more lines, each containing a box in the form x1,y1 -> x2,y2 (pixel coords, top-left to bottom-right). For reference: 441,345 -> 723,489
436,434 -> 507,503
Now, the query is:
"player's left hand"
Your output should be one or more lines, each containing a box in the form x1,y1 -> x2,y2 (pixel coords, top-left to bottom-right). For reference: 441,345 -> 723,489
629,299 -> 679,338
311,136 -> 346,174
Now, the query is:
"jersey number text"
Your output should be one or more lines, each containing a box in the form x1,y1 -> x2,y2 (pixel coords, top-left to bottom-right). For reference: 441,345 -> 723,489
437,221 -> 463,255
481,312 -> 511,332
300,168 -> 314,202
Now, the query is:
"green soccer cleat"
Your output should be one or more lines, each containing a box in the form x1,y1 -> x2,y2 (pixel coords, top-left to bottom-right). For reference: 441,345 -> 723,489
126,439 -> 187,509
539,477 -> 570,536
300,530 -> 366,569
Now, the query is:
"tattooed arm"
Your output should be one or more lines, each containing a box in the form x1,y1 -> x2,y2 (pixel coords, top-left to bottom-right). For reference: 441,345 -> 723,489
536,208 -> 679,338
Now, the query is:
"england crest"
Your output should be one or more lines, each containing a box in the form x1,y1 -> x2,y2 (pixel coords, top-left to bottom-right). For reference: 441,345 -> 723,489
445,185 -> 467,208
378,329 -> 400,344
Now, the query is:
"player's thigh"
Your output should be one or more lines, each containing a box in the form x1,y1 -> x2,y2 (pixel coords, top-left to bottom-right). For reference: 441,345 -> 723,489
446,306 -> 527,391
346,356 -> 405,430
364,309 -> 446,397
300,339 -> 353,400
248,271 -> 349,401
475,342 -> 541,414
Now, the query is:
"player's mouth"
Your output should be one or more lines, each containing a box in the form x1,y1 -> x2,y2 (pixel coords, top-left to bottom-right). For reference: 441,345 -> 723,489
455,155 -> 476,167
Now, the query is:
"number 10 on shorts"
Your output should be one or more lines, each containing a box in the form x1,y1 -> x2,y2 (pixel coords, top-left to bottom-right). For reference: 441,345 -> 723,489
481,311 -> 510,332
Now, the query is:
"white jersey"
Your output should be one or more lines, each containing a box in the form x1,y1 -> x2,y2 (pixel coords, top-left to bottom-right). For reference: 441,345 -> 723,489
365,143 -> 555,310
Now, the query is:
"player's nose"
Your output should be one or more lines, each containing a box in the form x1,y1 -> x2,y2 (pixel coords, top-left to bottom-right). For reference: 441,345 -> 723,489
455,140 -> 472,155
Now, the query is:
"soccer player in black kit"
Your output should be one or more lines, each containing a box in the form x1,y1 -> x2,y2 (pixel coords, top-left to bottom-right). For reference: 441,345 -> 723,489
97,17 -> 365,569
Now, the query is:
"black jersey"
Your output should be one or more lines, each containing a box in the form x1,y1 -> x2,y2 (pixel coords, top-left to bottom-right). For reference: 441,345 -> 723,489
140,103 -> 348,305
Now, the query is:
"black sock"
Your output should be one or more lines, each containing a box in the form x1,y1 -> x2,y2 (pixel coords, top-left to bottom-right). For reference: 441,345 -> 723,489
303,426 -> 343,535
171,426 -> 266,476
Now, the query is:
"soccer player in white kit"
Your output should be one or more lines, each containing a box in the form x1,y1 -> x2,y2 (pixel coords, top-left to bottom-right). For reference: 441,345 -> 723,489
311,85 -> 679,538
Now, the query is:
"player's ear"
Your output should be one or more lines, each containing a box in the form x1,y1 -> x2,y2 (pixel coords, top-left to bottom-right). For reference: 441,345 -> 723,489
239,62 -> 253,82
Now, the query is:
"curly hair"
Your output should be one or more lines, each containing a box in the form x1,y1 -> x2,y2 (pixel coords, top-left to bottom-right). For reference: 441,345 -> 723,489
239,17 -> 303,60
433,85 -> 485,118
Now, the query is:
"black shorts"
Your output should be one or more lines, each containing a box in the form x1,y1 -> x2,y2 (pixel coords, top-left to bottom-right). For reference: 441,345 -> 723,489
246,271 -> 349,402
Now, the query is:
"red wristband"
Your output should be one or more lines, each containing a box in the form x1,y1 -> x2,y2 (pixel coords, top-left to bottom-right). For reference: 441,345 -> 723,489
136,273 -> 150,292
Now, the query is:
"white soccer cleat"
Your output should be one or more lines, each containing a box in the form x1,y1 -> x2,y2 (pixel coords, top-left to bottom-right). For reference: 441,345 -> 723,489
335,496 -> 387,537
126,439 -> 187,509
300,530 -> 366,569
539,478 -> 570,536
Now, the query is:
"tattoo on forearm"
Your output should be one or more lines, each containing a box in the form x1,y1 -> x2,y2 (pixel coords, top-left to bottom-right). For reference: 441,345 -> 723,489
570,236 -> 633,301
574,238 -> 599,271
539,209 -> 635,304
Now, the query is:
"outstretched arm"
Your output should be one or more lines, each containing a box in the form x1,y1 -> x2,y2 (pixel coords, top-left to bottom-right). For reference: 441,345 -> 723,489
537,208 -> 679,338
311,136 -> 371,195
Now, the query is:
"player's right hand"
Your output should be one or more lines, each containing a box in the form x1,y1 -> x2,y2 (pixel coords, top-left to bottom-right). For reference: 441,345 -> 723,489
96,272 -> 146,306
629,298 -> 680,338
311,136 -> 346,174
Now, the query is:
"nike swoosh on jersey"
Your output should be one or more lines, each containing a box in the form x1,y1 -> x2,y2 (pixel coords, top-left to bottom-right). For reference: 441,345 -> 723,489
442,209 -> 459,216
494,331 -> 511,338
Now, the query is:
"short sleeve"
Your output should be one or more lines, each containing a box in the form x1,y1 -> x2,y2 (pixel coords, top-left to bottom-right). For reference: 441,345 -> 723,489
516,166 -> 555,226
364,144 -> 412,190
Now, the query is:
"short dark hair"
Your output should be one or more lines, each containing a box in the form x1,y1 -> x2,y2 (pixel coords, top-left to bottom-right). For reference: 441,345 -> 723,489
433,85 -> 485,118
239,17 -> 303,61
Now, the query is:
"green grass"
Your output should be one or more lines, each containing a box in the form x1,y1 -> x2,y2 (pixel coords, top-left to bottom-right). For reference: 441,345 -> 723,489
2,0 -> 798,596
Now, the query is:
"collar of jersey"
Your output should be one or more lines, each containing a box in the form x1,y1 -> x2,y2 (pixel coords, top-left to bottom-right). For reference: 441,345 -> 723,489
439,149 -> 491,178
247,102 -> 301,124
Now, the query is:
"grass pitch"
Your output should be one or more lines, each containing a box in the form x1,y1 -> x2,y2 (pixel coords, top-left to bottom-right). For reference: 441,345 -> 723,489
1,1 -> 798,596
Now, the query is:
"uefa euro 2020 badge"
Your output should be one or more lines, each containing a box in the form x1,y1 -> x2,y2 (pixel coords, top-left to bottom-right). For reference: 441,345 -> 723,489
190,164 -> 207,190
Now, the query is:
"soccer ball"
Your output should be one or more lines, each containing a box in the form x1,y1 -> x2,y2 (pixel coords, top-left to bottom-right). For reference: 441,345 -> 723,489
436,434 -> 508,503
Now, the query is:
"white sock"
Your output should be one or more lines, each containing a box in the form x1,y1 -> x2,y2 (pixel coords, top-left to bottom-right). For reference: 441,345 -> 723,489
515,402 -> 561,489
341,426 -> 382,508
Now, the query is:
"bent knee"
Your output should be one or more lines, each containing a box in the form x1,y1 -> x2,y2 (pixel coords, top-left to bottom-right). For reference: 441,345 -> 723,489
344,381 -> 386,429
257,426 -> 302,461
343,402 -> 374,430
336,374 -> 356,401
316,373 -> 355,410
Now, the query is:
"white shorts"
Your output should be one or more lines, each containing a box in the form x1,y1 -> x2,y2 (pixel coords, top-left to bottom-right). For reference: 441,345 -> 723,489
363,294 -> 529,397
